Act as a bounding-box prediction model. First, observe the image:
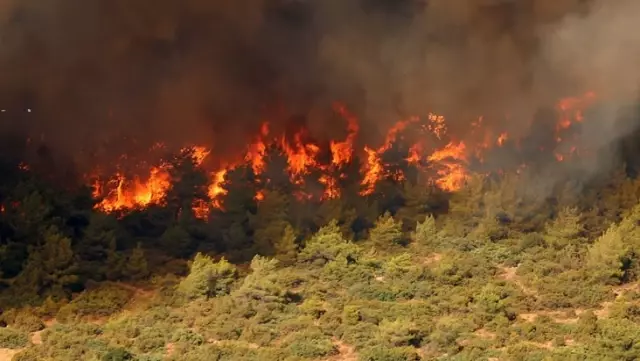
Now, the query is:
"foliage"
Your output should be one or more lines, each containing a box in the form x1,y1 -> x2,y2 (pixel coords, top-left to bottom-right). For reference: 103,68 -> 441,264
124,243 -> 150,281
0,327 -> 29,349
283,330 -> 337,359
544,207 -> 586,249
5,147 -> 640,360
177,253 -> 237,300
249,190 -> 290,256
2,308 -> 45,332
299,220 -> 360,266
234,256 -> 286,303
369,212 -> 405,248
587,226 -> 632,284
14,226 -> 79,299
411,214 -> 437,247
102,348 -> 136,361
56,283 -> 134,322
358,345 -> 420,361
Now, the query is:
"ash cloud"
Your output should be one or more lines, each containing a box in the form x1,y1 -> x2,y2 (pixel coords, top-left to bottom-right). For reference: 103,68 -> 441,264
0,0 -> 637,173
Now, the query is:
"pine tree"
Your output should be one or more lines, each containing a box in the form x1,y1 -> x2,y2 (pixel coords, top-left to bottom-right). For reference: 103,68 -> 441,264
234,256 -> 284,303
586,226 -> 632,285
396,183 -> 441,230
313,198 -> 357,239
78,213 -> 118,260
124,243 -> 149,281
544,207 -> 586,249
165,147 -> 211,220
469,214 -> 506,242
299,220 -> 360,266
612,204 -> 640,280
15,190 -> 54,239
262,145 -> 294,193
16,226 -> 79,298
105,238 -> 124,281
249,189 -> 290,256
617,204 -> 640,245
369,212 -> 404,247
77,213 -> 119,281
412,214 -> 437,247
488,172 -> 553,234
217,166 -> 258,256
177,253 -> 237,299
160,224 -> 194,258
597,165 -> 639,223
273,224 -> 298,266
383,253 -> 414,279
445,174 -> 486,237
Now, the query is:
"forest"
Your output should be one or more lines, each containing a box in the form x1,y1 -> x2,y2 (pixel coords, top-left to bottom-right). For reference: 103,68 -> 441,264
1,97 -> 640,361
1,0 -> 640,359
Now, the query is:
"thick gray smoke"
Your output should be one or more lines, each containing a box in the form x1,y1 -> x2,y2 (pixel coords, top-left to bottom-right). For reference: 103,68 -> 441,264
0,0 -> 638,172
533,0 -> 640,184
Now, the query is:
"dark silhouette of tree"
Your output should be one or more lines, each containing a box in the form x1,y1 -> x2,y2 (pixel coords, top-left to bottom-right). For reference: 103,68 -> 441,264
249,189 -> 290,256
124,243 -> 149,281
165,147 -> 211,221
216,165 -> 259,260
15,226 -> 79,300
76,213 -> 120,281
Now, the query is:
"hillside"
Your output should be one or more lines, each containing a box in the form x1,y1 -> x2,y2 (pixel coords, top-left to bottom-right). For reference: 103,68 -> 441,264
2,165 -> 640,361
2,0 -> 640,360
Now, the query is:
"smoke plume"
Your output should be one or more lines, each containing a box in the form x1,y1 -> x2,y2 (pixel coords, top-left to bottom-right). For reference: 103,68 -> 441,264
0,0 -> 638,174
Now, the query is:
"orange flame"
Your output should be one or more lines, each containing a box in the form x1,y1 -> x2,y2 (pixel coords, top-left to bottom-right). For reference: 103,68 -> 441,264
95,166 -> 171,212
428,141 -> 468,191
89,92 -> 598,216
330,102 -> 359,166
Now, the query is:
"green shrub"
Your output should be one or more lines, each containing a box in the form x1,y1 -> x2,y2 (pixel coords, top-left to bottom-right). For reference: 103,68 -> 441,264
0,327 -> 29,349
504,342 -> 548,361
337,322 -> 379,350
102,347 -> 135,361
2,309 -> 45,332
10,348 -> 40,361
377,319 -> 422,347
132,327 -> 167,353
57,283 -> 133,322
171,328 -> 204,346
285,330 -> 337,359
369,212 -> 405,248
25,323 -> 108,360
358,346 -> 420,361
177,254 -> 237,300
38,295 -> 67,318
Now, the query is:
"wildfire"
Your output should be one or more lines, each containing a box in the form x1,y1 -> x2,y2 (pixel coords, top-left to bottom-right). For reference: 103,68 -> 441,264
208,169 -> 228,209
360,147 -> 384,196
428,141 -> 468,191
87,92 -> 598,218
245,122 -> 269,174
553,91 -> 597,161
330,102 -> 359,166
93,165 -> 171,212
497,133 -> 508,147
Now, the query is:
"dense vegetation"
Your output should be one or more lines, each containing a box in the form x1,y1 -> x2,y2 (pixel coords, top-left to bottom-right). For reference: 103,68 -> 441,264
3,141 -> 640,361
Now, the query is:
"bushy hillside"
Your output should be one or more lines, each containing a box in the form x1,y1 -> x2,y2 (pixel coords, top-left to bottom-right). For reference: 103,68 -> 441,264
3,164 -> 640,361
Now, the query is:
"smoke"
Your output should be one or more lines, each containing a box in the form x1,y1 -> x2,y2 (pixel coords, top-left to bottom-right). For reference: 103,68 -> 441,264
0,0 -> 638,175
533,0 -> 640,182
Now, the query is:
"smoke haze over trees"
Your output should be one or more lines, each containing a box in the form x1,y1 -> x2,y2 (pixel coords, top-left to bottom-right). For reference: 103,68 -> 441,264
0,0 -> 638,162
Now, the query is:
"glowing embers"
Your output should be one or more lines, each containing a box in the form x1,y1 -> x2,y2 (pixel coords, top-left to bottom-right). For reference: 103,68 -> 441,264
553,92 -> 597,161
